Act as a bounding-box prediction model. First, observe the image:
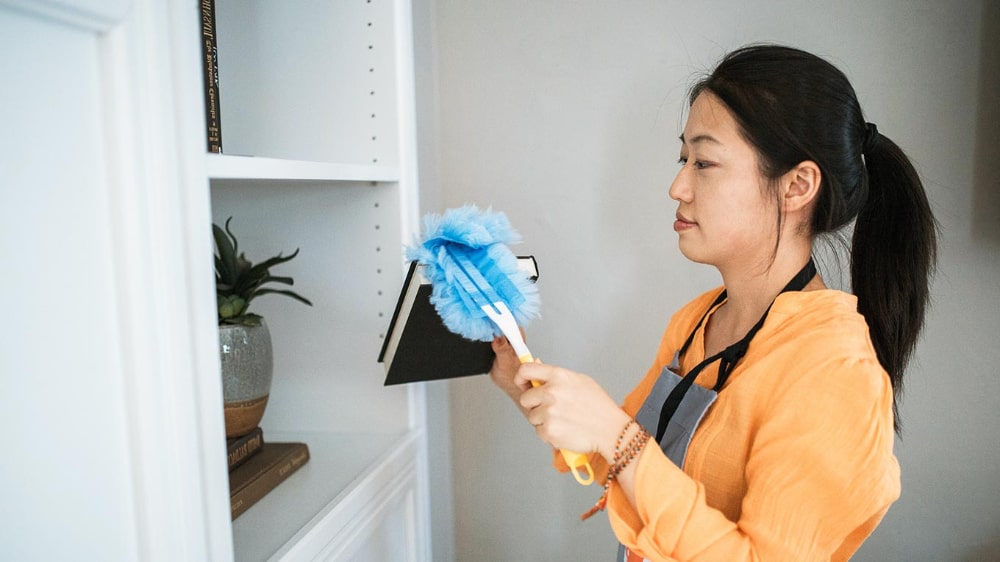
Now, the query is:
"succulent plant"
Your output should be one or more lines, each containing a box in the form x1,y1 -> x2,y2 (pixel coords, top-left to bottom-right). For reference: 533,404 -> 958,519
213,217 -> 312,326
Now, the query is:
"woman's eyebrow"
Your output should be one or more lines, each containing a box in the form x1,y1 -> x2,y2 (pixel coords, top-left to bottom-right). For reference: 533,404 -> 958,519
679,133 -> 722,146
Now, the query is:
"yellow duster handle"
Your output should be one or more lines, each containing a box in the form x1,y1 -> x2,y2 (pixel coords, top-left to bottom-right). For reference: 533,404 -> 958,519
519,353 -> 595,486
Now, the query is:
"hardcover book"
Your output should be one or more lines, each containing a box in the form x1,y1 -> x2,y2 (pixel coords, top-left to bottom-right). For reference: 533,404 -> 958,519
226,426 -> 263,472
199,0 -> 223,153
229,441 -> 309,520
378,256 -> 538,385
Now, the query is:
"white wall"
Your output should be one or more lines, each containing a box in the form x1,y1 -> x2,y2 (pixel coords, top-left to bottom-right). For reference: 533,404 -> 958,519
420,0 -> 1000,560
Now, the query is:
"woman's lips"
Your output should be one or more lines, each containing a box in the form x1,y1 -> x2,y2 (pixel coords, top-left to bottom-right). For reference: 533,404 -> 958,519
674,214 -> 696,232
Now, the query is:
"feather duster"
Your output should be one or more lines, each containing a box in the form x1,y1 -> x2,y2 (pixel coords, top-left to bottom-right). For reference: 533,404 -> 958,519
406,205 -> 540,342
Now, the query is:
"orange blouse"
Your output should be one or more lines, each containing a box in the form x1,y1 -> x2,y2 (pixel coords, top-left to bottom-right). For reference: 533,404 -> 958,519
562,288 -> 900,561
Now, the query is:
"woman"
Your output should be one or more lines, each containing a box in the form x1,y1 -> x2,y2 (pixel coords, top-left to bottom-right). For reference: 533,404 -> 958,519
490,45 -> 936,561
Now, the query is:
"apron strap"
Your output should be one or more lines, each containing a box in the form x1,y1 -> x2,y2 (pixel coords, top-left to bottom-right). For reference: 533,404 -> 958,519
655,259 -> 816,442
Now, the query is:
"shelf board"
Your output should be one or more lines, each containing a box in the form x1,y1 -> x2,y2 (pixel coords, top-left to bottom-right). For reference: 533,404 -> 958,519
231,429 -> 411,561
206,153 -> 400,182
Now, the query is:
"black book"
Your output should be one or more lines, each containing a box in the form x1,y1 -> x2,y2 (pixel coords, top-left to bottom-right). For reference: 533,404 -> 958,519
378,257 -> 538,385
199,0 -> 223,153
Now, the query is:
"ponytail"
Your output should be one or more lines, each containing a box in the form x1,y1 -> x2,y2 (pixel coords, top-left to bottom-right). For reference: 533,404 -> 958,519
851,128 -> 937,431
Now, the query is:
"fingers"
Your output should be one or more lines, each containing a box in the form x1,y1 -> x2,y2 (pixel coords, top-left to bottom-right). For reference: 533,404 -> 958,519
513,360 -> 550,388
518,377 -> 543,407
518,361 -> 568,415
522,395 -> 581,451
525,405 -> 545,428
514,364 -> 615,454
491,335 -> 508,352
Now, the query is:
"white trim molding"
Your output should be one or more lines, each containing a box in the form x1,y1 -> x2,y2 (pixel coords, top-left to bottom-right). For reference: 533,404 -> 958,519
0,0 -> 130,31
100,0 -> 231,559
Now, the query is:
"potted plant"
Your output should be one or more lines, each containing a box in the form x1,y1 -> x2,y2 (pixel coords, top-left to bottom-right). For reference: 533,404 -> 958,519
214,217 -> 312,438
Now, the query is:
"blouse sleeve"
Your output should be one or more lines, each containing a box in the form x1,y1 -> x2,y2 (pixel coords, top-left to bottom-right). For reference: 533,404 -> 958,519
605,355 -> 901,561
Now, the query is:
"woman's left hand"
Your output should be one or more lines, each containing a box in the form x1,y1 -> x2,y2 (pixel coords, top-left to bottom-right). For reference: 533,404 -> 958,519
515,361 -> 630,461
490,335 -> 531,406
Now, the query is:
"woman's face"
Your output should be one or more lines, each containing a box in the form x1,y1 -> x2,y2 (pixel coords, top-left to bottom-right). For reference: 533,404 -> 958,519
669,92 -> 778,271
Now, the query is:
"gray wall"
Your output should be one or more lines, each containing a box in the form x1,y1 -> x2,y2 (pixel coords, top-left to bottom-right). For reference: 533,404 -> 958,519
415,1 -> 1000,560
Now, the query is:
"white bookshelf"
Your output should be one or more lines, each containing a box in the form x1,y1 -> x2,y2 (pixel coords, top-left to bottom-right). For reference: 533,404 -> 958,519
207,0 -> 427,560
1,0 -> 427,558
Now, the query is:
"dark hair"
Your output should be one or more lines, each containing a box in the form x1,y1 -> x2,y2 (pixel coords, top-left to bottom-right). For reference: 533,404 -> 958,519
690,44 -> 937,431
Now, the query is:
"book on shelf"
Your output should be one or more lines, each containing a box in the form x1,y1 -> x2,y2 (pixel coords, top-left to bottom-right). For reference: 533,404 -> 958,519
227,426 -> 263,472
199,0 -> 223,153
229,441 -> 310,520
378,256 -> 538,386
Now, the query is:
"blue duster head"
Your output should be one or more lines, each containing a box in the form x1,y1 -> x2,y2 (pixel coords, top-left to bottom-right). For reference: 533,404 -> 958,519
407,205 -> 540,342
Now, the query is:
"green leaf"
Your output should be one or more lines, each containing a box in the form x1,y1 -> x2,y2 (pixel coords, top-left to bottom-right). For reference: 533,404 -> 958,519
219,312 -> 263,327
255,288 -> 313,306
213,219 -> 239,287
223,216 -> 239,257
265,275 -> 295,286
243,249 -> 300,280
235,254 -> 253,275
211,217 -> 311,316
217,294 -> 248,320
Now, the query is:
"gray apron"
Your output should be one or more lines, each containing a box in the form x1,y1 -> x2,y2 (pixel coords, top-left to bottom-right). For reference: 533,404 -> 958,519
615,259 -> 816,562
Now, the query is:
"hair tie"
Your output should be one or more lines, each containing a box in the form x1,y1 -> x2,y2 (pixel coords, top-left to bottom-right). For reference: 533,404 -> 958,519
862,122 -> 880,154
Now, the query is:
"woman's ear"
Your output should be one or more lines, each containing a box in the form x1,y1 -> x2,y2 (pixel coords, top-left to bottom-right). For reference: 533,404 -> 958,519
782,160 -> 822,213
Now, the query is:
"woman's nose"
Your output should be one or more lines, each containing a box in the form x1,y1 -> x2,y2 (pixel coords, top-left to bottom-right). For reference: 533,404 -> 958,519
668,167 -> 691,202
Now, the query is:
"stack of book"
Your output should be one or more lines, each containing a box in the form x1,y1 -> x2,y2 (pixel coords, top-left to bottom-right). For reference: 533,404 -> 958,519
227,427 -> 310,520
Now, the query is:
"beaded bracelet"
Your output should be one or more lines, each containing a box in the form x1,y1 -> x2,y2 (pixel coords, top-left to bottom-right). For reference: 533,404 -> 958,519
612,420 -> 636,463
581,419 -> 652,520
609,428 -> 650,480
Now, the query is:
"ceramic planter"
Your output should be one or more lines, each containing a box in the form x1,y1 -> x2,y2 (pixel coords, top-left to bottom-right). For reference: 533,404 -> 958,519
219,320 -> 273,438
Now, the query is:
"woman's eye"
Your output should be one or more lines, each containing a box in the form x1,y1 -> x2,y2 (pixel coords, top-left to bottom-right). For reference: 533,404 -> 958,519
678,156 -> 710,170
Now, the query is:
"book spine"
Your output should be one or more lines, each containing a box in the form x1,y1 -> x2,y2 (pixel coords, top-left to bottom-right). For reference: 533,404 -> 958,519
227,427 -> 263,472
199,0 -> 223,153
231,445 -> 310,519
